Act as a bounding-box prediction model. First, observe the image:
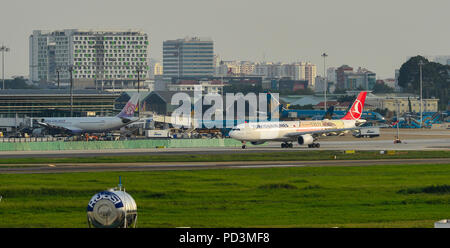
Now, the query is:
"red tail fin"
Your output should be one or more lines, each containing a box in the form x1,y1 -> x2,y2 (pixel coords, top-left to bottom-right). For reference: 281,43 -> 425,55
341,91 -> 367,120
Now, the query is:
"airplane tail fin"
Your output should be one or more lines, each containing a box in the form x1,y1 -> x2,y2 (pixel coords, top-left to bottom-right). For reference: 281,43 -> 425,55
341,91 -> 367,120
117,94 -> 139,118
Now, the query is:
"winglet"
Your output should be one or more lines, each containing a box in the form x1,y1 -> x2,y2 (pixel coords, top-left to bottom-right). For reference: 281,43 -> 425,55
341,91 -> 367,120
117,94 -> 139,118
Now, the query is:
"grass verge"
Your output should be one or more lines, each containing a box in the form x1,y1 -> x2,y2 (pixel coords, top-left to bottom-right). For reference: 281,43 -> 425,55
0,150 -> 449,165
1,162 -> 450,227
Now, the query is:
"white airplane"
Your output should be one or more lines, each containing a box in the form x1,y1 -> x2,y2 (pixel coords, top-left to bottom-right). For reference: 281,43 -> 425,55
35,94 -> 140,135
229,91 -> 368,149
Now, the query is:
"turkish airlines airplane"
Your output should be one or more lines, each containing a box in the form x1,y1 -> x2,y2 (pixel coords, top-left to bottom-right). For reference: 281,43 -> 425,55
35,94 -> 140,135
229,91 -> 368,149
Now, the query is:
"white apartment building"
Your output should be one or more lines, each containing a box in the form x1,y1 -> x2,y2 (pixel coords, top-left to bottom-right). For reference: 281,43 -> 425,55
29,29 -> 149,89
215,61 -> 255,76
252,62 -> 316,86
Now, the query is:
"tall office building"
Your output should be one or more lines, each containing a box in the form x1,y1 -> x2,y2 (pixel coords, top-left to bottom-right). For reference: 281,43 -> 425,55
163,37 -> 214,78
344,67 -> 376,90
29,29 -> 149,89
304,62 -> 316,86
434,55 -> 450,65
336,65 -> 353,89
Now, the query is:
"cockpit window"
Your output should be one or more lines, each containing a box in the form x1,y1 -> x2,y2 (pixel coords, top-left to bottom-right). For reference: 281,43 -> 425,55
232,128 -> 240,131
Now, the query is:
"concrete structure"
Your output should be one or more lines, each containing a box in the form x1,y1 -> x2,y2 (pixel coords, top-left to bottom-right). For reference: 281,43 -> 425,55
153,62 -> 163,76
167,80 -> 224,94
304,62 -> 316,86
343,67 -> 376,90
433,56 -> 450,65
278,79 -> 308,92
0,89 -> 120,118
314,76 -> 336,94
29,29 -> 149,89
216,61 -> 256,76
327,67 -> 337,85
163,37 -> 214,78
335,65 -> 353,89
252,62 -> 316,86
381,97 -> 439,114
365,93 -> 439,114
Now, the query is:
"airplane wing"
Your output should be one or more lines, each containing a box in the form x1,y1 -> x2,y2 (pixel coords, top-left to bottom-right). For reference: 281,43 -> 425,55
35,121 -> 81,134
284,127 -> 364,138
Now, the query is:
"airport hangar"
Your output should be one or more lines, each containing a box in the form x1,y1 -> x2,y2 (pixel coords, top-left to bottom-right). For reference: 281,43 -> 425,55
0,89 -> 197,132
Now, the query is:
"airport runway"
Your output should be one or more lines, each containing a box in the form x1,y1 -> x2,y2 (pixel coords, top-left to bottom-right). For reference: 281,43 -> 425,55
0,158 -> 449,174
0,137 -> 448,159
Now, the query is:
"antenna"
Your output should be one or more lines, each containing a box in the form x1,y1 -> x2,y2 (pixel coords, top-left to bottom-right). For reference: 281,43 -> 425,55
118,176 -> 122,191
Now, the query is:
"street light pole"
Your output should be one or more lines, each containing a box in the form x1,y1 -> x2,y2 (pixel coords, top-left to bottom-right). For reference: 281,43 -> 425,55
137,67 -> 141,118
321,52 -> 328,111
1,45 -> 10,90
68,65 -> 74,117
396,99 -> 400,142
418,60 -> 424,128
56,67 -> 60,89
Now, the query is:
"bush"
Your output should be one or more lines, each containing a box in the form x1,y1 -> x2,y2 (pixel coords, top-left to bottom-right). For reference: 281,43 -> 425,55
398,185 -> 450,194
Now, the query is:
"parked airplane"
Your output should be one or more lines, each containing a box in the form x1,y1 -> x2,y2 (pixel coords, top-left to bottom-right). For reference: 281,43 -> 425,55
35,94 -> 140,135
311,105 -> 335,120
229,91 -> 368,149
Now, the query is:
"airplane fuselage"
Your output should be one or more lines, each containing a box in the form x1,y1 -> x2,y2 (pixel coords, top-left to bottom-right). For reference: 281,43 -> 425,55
41,117 -> 139,133
229,119 -> 358,142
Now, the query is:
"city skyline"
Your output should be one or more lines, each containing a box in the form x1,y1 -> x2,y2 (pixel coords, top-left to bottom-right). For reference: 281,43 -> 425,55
1,0 -> 449,79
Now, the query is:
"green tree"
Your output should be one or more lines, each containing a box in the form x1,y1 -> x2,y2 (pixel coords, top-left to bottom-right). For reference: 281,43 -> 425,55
372,83 -> 394,93
398,56 -> 449,110
4,76 -> 37,89
337,95 -> 355,103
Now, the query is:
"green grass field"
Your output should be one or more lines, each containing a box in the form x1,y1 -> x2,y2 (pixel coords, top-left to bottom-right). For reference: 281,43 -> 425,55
0,150 -> 449,165
1,161 -> 450,227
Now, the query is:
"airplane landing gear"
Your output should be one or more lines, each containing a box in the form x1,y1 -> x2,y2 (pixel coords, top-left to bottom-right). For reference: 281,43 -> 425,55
308,143 -> 320,148
281,142 -> 293,148
241,141 -> 247,149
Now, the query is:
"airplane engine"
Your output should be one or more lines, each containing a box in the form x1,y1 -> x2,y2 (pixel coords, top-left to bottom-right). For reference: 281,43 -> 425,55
298,134 -> 314,145
121,118 -> 131,124
251,141 -> 266,145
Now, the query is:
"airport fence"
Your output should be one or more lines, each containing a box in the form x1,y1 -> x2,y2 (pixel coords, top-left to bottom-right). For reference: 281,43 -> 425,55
0,138 -> 252,151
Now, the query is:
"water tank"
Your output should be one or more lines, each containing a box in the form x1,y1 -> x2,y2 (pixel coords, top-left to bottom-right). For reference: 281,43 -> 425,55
87,189 -> 137,228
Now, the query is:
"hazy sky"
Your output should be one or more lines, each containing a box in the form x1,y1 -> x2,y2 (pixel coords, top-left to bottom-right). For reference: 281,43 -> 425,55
1,0 -> 449,79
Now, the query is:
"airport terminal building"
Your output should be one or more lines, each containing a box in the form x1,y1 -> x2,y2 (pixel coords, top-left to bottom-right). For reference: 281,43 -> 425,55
0,89 -> 120,118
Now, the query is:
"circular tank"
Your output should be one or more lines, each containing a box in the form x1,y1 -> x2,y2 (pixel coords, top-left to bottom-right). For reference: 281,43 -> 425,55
87,189 -> 137,228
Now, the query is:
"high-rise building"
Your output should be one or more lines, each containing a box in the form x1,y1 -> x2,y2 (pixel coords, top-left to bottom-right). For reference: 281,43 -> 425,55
163,37 -> 214,78
336,65 -> 353,89
252,62 -> 316,85
327,67 -> 337,84
344,67 -> 376,90
29,29 -> 149,89
433,55 -> 450,65
153,62 -> 163,76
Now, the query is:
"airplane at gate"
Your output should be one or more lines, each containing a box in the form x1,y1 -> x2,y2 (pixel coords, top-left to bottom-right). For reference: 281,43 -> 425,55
35,94 -> 140,135
229,91 -> 368,149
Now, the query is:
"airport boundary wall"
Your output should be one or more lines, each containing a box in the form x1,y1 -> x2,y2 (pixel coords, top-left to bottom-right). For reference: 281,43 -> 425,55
0,139 -> 251,151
